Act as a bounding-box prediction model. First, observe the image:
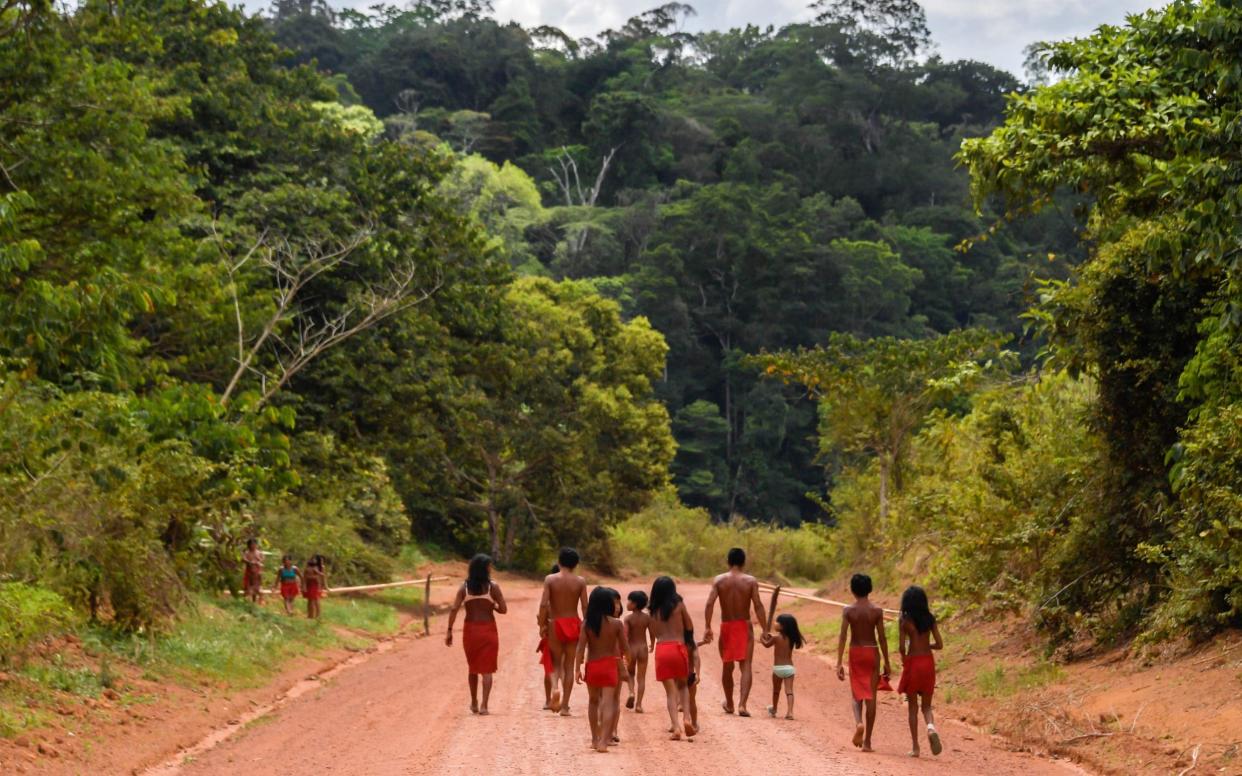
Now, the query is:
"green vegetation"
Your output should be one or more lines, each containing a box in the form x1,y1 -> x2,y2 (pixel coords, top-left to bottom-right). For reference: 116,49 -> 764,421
609,490 -> 834,582
973,661 -> 1064,699
0,583 -> 77,664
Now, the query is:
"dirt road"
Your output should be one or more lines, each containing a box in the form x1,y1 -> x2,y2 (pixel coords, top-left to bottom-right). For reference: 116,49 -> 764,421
163,580 -> 1080,776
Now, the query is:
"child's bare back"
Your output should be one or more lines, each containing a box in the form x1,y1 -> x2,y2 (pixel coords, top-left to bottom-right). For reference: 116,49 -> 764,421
843,602 -> 885,645
624,610 -> 650,648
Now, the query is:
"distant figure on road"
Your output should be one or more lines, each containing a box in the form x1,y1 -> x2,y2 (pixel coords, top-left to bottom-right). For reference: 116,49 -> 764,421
836,572 -> 892,752
897,585 -> 943,758
242,539 -> 264,603
574,586 -> 630,753
445,553 -> 508,715
302,554 -> 327,619
539,548 -> 588,715
702,547 -> 767,716
648,575 -> 696,740
275,555 -> 302,615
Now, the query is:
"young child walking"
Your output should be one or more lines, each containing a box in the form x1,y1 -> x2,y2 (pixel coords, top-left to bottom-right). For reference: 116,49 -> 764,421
761,613 -> 804,719
898,585 -> 944,757
647,576 -> 696,741
574,587 -> 630,753
275,555 -> 302,615
609,589 -> 626,744
303,555 -> 327,619
623,590 -> 652,713
836,573 -> 891,752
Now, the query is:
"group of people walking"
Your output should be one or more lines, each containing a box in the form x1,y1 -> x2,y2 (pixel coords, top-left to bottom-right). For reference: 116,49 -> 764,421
241,539 -> 329,618
443,546 -> 946,758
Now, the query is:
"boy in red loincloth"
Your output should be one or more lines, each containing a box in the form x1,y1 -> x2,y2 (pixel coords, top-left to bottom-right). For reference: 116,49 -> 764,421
539,549 -> 587,715
835,573 -> 891,752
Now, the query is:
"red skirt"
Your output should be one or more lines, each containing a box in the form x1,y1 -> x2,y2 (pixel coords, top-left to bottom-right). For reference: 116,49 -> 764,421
849,646 -> 878,701
463,621 -> 499,675
303,581 -> 322,600
654,641 -> 689,682
537,638 -> 554,676
719,619 -> 750,662
553,617 -> 581,645
280,581 -> 300,600
243,566 -> 262,590
898,653 -> 936,696
584,656 -> 618,688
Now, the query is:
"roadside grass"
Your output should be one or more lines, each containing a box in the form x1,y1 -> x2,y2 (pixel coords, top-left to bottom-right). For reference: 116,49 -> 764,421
973,660 -> 1064,698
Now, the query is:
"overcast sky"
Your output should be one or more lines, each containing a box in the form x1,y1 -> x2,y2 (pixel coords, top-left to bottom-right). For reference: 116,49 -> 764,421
491,0 -> 1160,75
256,0 -> 1162,76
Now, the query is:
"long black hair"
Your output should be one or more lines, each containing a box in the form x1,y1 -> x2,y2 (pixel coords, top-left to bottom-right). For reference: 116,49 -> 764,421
585,586 -> 616,635
900,585 -> 936,634
466,553 -> 492,595
648,576 -> 682,622
776,613 -> 804,649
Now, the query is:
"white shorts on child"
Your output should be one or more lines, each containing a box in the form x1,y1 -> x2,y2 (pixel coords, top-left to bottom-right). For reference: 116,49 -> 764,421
773,665 -> 796,679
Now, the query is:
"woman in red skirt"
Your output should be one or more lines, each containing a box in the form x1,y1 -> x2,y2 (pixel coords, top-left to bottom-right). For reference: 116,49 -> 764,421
897,585 -> 944,758
445,554 -> 507,715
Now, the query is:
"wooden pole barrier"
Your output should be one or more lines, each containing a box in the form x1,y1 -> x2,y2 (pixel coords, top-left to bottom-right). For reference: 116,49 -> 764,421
233,575 -> 450,598
757,583 -> 899,619
423,573 -> 432,636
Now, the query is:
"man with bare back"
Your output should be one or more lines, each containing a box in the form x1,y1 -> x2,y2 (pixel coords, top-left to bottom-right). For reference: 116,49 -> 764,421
702,547 -> 766,717
539,547 -> 588,715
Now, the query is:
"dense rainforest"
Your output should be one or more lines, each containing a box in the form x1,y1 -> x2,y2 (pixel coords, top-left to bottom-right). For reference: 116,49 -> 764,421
3,0 -> 1241,654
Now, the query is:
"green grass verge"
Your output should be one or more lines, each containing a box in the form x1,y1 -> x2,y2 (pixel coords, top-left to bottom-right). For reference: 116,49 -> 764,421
973,660 -> 1064,698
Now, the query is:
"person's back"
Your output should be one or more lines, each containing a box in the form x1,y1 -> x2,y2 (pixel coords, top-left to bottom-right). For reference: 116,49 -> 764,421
541,547 -> 588,714
714,569 -> 758,622
585,616 -> 623,660
624,609 -> 650,647
843,601 -> 884,646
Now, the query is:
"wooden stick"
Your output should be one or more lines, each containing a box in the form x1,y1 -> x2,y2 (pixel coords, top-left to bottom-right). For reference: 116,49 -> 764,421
757,583 -> 900,619
764,585 -> 781,634
423,573 -> 432,636
232,575 -> 451,597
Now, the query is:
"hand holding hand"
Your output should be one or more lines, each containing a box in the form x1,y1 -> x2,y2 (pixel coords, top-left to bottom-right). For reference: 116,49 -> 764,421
702,628 -> 714,644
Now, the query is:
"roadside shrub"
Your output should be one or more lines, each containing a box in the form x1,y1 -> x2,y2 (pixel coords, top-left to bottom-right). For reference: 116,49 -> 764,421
0,583 -> 76,664
609,489 -> 834,581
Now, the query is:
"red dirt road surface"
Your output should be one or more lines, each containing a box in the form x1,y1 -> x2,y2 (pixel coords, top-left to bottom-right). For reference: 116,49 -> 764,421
157,581 -> 1082,776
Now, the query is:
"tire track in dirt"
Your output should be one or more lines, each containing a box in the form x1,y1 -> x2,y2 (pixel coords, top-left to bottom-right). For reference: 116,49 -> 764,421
164,581 -> 1084,776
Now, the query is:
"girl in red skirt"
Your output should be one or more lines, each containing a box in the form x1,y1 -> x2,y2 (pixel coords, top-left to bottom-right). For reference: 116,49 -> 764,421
303,554 -> 327,619
898,585 -> 944,757
445,554 -> 507,715
648,575 -> 696,741
274,555 -> 301,615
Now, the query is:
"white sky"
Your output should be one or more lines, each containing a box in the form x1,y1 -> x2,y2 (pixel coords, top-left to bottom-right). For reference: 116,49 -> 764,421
252,0 -> 1164,76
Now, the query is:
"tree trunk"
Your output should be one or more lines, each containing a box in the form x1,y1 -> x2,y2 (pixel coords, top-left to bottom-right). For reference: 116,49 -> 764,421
488,504 -> 501,560
877,455 -> 890,526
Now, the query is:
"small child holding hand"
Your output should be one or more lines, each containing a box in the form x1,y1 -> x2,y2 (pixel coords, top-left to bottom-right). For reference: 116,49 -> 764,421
761,613 -> 804,719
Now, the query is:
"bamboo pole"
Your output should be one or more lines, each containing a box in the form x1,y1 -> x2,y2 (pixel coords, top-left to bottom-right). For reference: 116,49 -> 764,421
233,575 -> 451,597
757,583 -> 899,619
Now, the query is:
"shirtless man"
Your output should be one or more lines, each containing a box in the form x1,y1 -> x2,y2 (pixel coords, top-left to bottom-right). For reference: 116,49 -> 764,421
539,547 -> 588,715
702,547 -> 766,717
836,573 -> 892,752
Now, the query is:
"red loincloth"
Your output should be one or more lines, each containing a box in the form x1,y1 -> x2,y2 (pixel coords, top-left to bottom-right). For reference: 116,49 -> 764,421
897,653 -> 936,696
849,646 -> 878,701
463,620 -> 499,674
553,616 -> 581,645
718,619 -> 750,663
654,641 -> 689,682
584,656 -> 618,688
280,581 -> 300,600
536,638 -> 553,676
303,581 -> 322,600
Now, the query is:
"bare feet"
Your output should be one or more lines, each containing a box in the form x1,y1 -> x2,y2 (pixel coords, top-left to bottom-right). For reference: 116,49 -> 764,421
626,696 -> 635,709
559,707 -> 571,717
766,705 -> 776,717
908,749 -> 921,758
862,742 -> 874,753
852,723 -> 865,748
928,726 -> 943,755
684,721 -> 697,738
738,708 -> 750,718
470,702 -> 479,715
549,690 -> 561,713
610,736 -> 620,745
669,732 -> 681,741
635,705 -> 644,714
478,708 -> 489,716
721,701 -> 735,715
595,744 -> 608,753
785,713 -> 794,720
542,702 -> 551,711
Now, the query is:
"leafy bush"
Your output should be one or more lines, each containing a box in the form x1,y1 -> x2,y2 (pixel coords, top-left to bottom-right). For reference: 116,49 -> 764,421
0,583 -> 76,664
609,489 -> 835,582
